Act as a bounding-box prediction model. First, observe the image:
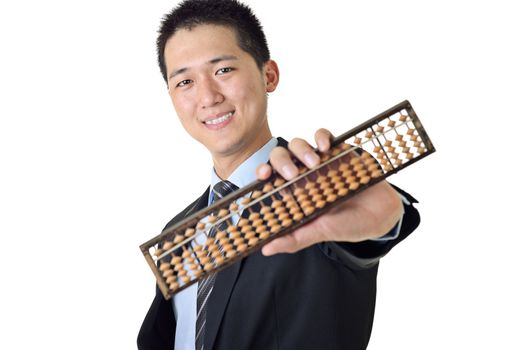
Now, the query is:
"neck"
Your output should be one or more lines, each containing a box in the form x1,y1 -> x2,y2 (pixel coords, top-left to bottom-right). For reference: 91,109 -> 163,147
212,130 -> 272,180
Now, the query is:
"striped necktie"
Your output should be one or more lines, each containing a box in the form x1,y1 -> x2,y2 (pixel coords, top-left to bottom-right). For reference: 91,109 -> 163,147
195,180 -> 238,350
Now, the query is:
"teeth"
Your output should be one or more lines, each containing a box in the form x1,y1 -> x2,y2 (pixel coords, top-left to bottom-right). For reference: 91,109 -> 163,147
205,112 -> 233,125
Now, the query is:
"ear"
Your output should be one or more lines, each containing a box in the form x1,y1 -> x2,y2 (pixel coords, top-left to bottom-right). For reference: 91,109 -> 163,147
263,59 -> 280,93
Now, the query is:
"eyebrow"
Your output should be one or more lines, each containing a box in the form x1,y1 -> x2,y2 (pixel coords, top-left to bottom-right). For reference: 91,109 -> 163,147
168,55 -> 239,80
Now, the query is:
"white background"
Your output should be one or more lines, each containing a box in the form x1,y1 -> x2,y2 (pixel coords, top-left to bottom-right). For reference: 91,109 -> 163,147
1,0 -> 521,349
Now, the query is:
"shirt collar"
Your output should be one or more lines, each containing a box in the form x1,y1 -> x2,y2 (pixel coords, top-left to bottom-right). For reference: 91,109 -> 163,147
210,137 -> 278,199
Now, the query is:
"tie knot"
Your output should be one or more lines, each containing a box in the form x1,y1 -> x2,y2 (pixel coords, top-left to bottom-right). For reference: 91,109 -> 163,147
212,180 -> 238,202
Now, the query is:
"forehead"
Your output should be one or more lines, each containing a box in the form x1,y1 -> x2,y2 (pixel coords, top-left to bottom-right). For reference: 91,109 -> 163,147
164,24 -> 245,71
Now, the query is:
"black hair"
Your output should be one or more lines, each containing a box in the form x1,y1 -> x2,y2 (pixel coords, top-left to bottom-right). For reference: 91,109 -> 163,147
157,0 -> 271,83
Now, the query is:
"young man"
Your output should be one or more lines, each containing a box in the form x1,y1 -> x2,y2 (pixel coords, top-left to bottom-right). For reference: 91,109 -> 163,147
138,1 -> 420,349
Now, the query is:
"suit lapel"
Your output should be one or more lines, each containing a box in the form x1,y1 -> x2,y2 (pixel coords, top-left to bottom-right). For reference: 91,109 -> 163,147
205,138 -> 287,348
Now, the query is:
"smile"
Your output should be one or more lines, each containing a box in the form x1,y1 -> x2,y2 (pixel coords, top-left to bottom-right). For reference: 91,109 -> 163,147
204,112 -> 234,125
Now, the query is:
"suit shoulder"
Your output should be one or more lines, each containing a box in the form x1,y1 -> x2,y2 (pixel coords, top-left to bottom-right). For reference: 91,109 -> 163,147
162,188 -> 209,232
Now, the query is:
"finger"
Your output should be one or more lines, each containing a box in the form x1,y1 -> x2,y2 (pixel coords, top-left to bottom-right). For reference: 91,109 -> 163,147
314,128 -> 334,152
261,227 -> 318,256
269,146 -> 298,180
256,163 -> 273,180
288,138 -> 320,169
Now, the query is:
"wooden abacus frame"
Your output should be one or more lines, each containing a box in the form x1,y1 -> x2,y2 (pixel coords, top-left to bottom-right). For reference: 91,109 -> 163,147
140,100 -> 435,300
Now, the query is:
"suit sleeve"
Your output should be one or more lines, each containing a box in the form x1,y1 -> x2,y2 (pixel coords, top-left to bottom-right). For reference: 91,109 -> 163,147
319,184 -> 420,270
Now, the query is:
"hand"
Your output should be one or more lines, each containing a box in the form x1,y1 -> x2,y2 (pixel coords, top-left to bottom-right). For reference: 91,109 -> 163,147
256,128 -> 404,256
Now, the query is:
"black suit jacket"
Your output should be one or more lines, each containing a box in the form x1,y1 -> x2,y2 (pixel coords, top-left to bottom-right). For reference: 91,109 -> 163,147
138,141 -> 420,350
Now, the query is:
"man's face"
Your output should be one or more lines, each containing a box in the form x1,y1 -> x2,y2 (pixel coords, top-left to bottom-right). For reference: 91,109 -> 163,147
164,24 -> 278,162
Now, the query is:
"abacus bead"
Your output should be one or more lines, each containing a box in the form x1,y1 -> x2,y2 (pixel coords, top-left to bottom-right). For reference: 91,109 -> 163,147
275,206 -> 286,215
264,212 -> 275,220
323,187 -> 334,196
349,182 -> 359,190
263,184 -> 273,192
360,176 -> 370,184
293,213 -> 304,221
334,182 -> 346,190
312,194 -> 323,202
252,218 -> 264,227
255,225 -> 266,234
303,206 -> 315,216
289,206 -> 301,214
271,200 -> 283,208
249,212 -> 261,220
267,219 -> 278,227
274,178 -> 285,186
326,194 -> 337,202
294,188 -> 305,196
308,187 -> 319,195
259,231 -> 270,239
371,170 -> 382,177
162,269 -> 174,277
260,206 -> 272,214
237,244 -> 247,252
338,188 -> 349,196
270,224 -> 281,233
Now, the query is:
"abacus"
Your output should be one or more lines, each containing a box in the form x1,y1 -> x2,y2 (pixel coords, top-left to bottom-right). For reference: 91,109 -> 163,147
140,100 -> 435,300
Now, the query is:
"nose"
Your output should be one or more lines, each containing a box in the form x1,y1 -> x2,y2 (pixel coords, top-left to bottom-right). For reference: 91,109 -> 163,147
198,77 -> 224,108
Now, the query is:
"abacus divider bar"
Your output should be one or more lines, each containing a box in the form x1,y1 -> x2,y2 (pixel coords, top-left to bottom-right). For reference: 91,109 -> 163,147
141,101 -> 413,253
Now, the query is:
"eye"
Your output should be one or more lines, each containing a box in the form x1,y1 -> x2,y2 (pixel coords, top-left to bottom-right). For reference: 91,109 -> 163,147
216,67 -> 234,75
176,79 -> 192,88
